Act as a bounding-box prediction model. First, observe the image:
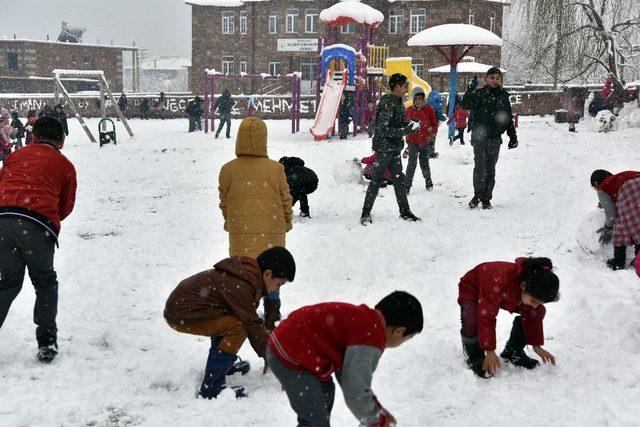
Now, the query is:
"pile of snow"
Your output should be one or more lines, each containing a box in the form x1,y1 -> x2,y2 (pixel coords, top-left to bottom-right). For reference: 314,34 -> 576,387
332,160 -> 365,185
593,110 -> 618,133
408,24 -> 503,47
320,0 -> 384,26
429,57 -> 505,74
617,102 -> 640,129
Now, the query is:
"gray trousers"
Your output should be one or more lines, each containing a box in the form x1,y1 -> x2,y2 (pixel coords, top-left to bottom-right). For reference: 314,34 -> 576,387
215,114 -> 232,137
405,143 -> 431,188
267,346 -> 335,427
472,136 -> 502,200
0,218 -> 58,347
363,151 -> 410,212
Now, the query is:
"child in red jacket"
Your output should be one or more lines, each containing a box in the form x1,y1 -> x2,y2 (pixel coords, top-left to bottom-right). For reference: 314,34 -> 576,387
361,153 -> 393,187
458,257 -> 560,378
267,291 -> 423,426
447,106 -> 470,145
404,88 -> 438,192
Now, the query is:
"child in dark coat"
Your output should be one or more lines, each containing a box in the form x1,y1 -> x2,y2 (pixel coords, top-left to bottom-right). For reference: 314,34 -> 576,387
458,257 -> 560,378
164,247 -> 296,399
52,104 -> 69,137
591,169 -> 640,270
10,112 -> 25,149
24,110 -> 37,145
267,291 -> 423,426
279,156 -> 319,218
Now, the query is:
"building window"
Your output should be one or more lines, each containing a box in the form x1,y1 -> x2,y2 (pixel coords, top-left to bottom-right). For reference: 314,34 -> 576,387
412,58 -> 425,79
84,56 -> 91,65
300,58 -> 316,81
269,12 -> 277,34
71,55 -> 77,64
340,23 -> 356,34
222,56 -> 234,74
6,52 -> 18,71
269,60 -> 281,76
389,10 -> 404,34
489,12 -> 496,33
240,60 -> 247,74
410,9 -> 426,34
305,9 -> 318,33
222,11 -> 235,34
286,9 -> 299,33
239,11 -> 248,35
468,9 -> 475,25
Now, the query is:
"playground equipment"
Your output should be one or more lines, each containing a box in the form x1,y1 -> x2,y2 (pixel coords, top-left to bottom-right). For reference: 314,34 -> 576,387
315,1 -> 385,139
98,118 -> 117,147
52,69 -> 134,143
408,24 -> 503,141
203,70 -> 301,134
385,57 -> 432,107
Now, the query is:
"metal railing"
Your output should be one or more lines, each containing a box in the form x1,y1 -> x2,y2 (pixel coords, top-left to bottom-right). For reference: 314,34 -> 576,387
368,45 -> 389,70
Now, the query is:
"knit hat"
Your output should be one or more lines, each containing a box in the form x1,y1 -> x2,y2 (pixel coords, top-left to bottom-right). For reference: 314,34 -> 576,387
257,247 -> 296,282
412,87 -> 426,99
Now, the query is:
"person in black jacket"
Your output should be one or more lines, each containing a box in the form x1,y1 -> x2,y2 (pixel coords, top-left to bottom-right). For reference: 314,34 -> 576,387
186,96 -> 204,132
52,104 -> 69,137
360,73 -> 420,226
139,98 -> 150,119
10,112 -> 25,149
213,89 -> 236,139
279,157 -> 318,218
118,93 -> 128,119
461,67 -> 517,210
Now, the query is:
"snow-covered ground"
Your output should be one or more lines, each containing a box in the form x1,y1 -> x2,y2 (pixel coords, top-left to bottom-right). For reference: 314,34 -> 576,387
1,115 -> 639,426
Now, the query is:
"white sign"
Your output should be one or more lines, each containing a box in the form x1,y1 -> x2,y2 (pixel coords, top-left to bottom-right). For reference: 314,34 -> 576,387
277,39 -> 319,52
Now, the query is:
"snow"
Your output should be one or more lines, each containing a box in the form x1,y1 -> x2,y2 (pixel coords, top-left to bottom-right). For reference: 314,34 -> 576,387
320,1 -> 384,26
1,115 -> 640,425
429,57 -> 505,74
185,0 -> 243,6
322,43 -> 357,54
408,24 -> 503,47
53,69 -> 105,78
137,57 -> 191,71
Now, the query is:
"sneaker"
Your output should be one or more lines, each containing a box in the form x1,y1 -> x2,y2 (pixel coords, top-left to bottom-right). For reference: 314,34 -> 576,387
300,209 -> 310,218
227,359 -> 251,376
37,344 -> 58,363
429,152 -> 439,159
468,194 -> 482,209
360,209 -> 372,226
399,209 -> 421,222
405,186 -> 411,195
481,198 -> 492,210
425,178 -> 433,191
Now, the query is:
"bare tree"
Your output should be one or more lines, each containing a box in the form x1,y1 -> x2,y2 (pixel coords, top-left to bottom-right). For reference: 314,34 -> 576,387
506,0 -> 640,93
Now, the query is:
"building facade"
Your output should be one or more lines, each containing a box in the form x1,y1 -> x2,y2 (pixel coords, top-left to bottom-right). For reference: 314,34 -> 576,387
188,0 -> 506,94
0,39 -> 137,93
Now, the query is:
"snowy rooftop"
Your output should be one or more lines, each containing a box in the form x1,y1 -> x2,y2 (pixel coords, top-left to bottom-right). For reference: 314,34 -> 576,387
408,24 -> 503,47
429,57 -> 505,74
320,1 -> 384,27
0,37 -> 138,50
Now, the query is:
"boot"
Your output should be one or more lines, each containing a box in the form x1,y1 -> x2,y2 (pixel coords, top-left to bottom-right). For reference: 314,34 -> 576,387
607,246 -> 627,270
481,196 -> 492,210
360,208 -> 372,226
37,343 -> 58,364
263,297 -> 281,331
468,194 -> 482,209
500,317 -> 540,369
300,208 -> 310,218
425,178 -> 433,191
199,344 -> 243,399
209,337 -> 251,376
400,208 -> 421,222
461,333 -> 489,378
405,185 -> 411,194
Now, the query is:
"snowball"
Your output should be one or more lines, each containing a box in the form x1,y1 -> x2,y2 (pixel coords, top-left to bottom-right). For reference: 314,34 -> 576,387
332,160 -> 365,185
593,110 -> 618,133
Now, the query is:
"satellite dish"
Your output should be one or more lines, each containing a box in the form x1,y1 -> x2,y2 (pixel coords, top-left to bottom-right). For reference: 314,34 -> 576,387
57,21 -> 86,43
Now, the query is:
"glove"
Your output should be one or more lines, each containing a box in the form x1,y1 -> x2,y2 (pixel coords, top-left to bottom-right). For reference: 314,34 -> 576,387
597,226 -> 613,244
263,297 -> 281,331
508,138 -> 518,149
403,123 -> 419,137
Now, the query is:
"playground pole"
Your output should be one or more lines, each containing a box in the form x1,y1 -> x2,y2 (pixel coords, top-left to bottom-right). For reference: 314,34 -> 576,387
204,72 -> 209,133
447,46 -> 458,141
211,74 -> 217,134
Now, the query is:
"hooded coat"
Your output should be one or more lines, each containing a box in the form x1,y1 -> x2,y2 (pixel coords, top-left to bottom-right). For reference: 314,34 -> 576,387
218,117 -> 293,258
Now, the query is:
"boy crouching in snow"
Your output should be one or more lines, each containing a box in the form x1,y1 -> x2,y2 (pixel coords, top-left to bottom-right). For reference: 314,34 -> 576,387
164,247 -> 295,399
267,291 -> 423,426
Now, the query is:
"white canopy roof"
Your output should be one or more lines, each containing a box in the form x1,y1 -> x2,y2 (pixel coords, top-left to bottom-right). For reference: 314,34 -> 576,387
429,57 -> 505,74
320,0 -> 384,26
408,24 -> 503,47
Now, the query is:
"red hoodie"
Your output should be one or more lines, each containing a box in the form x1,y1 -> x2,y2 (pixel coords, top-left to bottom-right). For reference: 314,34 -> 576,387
361,153 -> 392,181
458,258 -> 546,351
448,108 -> 470,128
598,171 -> 640,202
404,104 -> 438,146
0,141 -> 76,239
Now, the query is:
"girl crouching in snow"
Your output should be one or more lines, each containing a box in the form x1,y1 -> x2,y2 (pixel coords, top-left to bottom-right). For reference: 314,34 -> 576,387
458,257 -> 560,378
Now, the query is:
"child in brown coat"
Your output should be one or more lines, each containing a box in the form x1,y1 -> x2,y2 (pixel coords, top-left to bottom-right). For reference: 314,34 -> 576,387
164,247 -> 295,399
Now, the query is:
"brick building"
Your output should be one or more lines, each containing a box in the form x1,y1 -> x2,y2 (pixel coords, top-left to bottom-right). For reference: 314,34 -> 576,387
0,39 -> 139,93
187,0 -> 507,94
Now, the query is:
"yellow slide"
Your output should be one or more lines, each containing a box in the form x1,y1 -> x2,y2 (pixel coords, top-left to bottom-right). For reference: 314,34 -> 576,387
385,57 -> 432,107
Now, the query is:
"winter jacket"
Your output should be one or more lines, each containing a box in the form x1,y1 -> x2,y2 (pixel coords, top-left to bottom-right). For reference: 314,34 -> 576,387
458,258 -> 546,351
118,94 -> 128,112
53,106 -> 69,136
427,90 -> 445,121
404,104 -> 438,146
269,302 -> 386,425
448,108 -> 470,129
602,76 -> 612,100
218,117 -> 293,258
461,85 -> 517,142
10,117 -> 25,139
596,171 -> 640,228
213,89 -> 236,116
361,154 -> 392,181
0,141 -> 77,239
164,257 -> 270,358
280,157 -> 319,196
372,93 -> 409,153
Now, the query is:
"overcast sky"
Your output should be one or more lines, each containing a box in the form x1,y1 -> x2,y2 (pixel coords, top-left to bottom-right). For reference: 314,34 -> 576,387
0,0 -> 192,59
